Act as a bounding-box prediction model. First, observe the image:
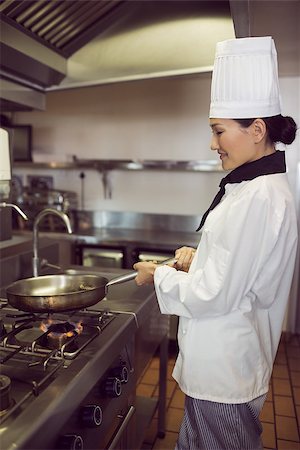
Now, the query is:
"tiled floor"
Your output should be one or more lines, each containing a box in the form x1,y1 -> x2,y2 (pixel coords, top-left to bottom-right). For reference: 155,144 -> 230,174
138,333 -> 300,450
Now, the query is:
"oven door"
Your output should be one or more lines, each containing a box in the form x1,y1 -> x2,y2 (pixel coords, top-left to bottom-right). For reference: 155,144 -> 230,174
55,340 -> 137,450
75,243 -> 126,269
106,405 -> 136,450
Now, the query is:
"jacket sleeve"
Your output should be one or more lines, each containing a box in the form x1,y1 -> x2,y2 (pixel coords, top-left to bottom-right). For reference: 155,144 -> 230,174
154,189 -> 287,319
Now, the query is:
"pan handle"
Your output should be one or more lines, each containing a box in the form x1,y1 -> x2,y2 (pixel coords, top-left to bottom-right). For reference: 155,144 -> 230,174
106,271 -> 138,287
106,257 -> 177,288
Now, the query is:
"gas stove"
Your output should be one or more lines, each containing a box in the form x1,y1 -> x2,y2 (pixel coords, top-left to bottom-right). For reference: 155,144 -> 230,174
0,300 -> 116,364
0,298 -> 138,450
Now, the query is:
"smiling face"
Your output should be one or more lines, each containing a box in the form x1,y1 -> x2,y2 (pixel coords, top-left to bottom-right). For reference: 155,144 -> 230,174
209,118 -> 275,171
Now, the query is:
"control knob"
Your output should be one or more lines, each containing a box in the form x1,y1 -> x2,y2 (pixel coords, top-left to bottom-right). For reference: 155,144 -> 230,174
103,376 -> 122,397
110,365 -> 129,384
81,404 -> 102,427
57,434 -> 83,450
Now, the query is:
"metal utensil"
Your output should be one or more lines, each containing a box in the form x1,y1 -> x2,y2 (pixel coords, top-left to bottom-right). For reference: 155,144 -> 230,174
6,274 -> 106,313
6,257 -> 177,313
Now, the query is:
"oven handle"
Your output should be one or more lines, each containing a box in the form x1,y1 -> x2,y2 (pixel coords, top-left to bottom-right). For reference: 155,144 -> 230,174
107,405 -> 136,450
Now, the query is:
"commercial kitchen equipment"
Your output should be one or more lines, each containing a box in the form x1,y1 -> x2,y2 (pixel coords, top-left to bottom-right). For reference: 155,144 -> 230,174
77,244 -> 126,269
0,273 -> 168,450
0,1 -> 236,110
12,185 -> 78,233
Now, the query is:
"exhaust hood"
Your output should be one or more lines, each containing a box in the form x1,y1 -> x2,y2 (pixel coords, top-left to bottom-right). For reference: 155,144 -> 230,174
1,0 -> 297,109
55,0 -> 235,89
0,0 -> 235,103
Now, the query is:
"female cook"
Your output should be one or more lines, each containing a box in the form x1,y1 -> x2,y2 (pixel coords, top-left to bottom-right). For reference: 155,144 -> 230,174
133,36 -> 298,450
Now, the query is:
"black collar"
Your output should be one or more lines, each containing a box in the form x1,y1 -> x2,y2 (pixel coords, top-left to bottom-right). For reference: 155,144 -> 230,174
222,150 -> 286,186
196,151 -> 286,232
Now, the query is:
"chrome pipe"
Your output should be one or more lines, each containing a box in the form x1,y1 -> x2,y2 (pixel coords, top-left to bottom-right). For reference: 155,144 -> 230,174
33,208 -> 72,277
0,202 -> 29,221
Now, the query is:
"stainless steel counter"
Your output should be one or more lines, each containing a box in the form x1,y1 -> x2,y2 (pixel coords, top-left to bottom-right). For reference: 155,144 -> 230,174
13,210 -> 201,248
77,227 -> 200,249
13,227 -> 200,251
0,235 -> 55,259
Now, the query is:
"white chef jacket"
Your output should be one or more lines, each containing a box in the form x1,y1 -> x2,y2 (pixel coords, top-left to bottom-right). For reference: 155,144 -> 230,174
154,173 -> 298,403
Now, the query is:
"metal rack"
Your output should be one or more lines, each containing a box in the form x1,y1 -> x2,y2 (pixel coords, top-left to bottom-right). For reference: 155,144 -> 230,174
14,159 -> 223,172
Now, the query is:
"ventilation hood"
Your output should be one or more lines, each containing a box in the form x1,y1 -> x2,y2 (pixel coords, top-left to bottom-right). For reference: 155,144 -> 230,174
0,0 -> 235,108
56,0 -> 235,89
0,0 -> 298,111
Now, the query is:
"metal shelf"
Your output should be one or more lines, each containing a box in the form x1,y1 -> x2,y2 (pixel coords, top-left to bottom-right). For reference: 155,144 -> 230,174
14,159 -> 223,172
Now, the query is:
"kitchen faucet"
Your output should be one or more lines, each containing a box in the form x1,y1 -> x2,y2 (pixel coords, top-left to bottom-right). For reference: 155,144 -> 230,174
0,202 -> 28,221
33,208 -> 72,277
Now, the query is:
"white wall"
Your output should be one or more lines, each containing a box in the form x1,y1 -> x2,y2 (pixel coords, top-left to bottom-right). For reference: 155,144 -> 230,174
13,74 -> 224,215
13,73 -> 300,217
279,76 -> 300,197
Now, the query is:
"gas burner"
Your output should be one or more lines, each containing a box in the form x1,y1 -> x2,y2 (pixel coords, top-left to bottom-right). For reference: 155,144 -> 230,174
38,319 -> 83,350
0,375 -> 15,417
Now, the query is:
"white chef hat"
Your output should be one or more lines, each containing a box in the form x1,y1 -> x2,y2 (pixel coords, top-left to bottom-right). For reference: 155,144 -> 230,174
209,36 -> 281,119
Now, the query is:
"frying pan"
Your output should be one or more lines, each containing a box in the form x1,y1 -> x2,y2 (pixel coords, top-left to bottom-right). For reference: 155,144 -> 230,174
6,258 -> 176,313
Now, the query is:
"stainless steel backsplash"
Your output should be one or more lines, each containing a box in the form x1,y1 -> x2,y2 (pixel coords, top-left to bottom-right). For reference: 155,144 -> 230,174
76,210 -> 201,233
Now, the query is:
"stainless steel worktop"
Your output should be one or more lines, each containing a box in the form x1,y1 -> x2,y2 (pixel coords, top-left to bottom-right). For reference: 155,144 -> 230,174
80,227 -> 200,248
13,227 -> 200,251
0,235 -> 54,259
12,210 -> 202,249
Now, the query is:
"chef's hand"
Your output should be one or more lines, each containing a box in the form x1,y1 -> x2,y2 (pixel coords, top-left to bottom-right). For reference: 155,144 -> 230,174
133,261 -> 158,286
133,258 -> 177,285
175,246 -> 196,272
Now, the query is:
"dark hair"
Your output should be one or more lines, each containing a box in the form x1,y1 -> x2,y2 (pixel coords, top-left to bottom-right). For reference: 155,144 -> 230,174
234,115 -> 297,145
